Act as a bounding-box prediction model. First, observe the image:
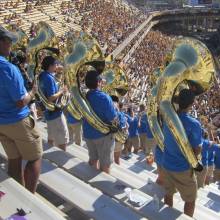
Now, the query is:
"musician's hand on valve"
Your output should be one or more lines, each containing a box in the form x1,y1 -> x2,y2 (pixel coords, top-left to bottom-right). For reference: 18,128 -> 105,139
62,85 -> 68,94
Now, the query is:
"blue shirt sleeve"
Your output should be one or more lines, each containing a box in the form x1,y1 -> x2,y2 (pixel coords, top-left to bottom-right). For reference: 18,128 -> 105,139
118,112 -> 126,128
188,121 -> 202,148
104,95 -> 117,122
44,76 -> 57,98
5,65 -> 27,102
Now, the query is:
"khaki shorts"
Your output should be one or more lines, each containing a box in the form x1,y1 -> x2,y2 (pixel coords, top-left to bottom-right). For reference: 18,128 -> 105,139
68,122 -> 82,145
114,141 -> 124,152
85,134 -> 115,168
47,113 -> 69,146
0,115 -> 42,161
196,166 -> 208,188
214,168 -> 220,182
163,168 -> 197,202
139,134 -> 157,155
125,136 -> 140,150
207,165 -> 214,178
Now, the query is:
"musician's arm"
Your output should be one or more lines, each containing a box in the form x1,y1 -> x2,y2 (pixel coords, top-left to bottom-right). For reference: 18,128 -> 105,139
193,145 -> 202,158
48,90 -> 63,102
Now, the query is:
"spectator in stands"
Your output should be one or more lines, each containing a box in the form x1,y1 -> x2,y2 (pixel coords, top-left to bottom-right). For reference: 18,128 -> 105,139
83,70 -> 117,174
66,112 -> 82,146
124,107 -> 140,158
39,56 -> 69,151
163,89 -> 202,217
0,27 -> 42,193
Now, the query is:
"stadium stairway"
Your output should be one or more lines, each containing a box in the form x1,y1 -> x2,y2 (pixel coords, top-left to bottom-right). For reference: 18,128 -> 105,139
44,147 -> 192,220
0,146 -> 147,220
38,121 -> 220,218
64,144 -> 220,220
0,168 -> 66,220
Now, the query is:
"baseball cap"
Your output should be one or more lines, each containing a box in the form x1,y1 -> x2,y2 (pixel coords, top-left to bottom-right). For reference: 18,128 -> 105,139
0,26 -> 17,41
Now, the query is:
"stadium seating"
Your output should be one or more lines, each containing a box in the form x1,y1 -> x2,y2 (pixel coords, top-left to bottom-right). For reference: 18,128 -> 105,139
0,146 -> 147,220
0,168 -> 65,220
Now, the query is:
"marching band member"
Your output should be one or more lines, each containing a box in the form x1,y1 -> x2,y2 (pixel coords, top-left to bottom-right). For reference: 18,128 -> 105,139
138,104 -> 156,164
66,112 -> 82,146
163,89 -> 202,217
111,96 -> 128,165
83,70 -> 117,174
0,27 -> 42,193
39,56 -> 69,150
124,107 -> 140,157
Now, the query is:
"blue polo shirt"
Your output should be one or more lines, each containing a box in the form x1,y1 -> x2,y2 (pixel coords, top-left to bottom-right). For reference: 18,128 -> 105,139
67,112 -> 81,124
0,56 -> 30,124
83,89 -> 117,139
207,145 -> 216,166
138,113 -> 154,138
214,145 -> 220,168
155,145 -> 163,166
162,112 -> 202,172
118,111 -> 126,129
126,115 -> 139,138
39,71 -> 62,121
201,139 -> 211,166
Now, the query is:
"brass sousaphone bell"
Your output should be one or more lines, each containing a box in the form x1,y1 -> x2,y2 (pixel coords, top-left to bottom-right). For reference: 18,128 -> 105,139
64,32 -> 128,143
26,21 -> 70,111
148,37 -> 215,170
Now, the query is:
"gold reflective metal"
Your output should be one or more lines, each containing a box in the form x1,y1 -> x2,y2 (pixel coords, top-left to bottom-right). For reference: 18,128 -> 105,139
147,68 -> 164,151
64,32 -> 128,143
26,21 -> 69,112
6,25 -> 28,51
102,62 -> 129,97
151,37 -> 215,168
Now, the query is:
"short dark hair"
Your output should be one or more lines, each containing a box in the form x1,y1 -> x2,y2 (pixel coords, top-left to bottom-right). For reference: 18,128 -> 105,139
111,95 -> 119,103
178,89 -> 195,110
85,70 -> 101,89
127,107 -> 133,115
139,104 -> 145,111
41,56 -> 57,71
119,102 -> 123,110
202,129 -> 209,139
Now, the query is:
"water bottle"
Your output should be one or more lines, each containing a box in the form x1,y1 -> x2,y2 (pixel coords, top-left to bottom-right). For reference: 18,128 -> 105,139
153,194 -> 160,211
124,187 -> 132,200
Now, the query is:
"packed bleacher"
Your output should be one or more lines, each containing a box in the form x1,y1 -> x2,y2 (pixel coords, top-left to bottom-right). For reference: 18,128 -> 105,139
123,30 -> 175,105
0,0 -> 220,220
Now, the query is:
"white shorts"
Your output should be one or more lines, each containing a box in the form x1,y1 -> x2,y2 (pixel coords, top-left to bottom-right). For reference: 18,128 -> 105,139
47,113 -> 69,146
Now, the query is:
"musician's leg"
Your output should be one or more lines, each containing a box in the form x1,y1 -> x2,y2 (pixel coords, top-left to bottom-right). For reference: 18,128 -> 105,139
86,139 -> 99,170
0,130 -> 24,185
184,201 -> 195,217
114,141 -> 124,165
133,136 -> 140,154
174,169 -> 197,217
99,134 -> 115,174
164,194 -> 173,207
163,168 -> 176,207
24,158 -> 41,193
53,113 -> 69,151
47,120 -> 54,147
